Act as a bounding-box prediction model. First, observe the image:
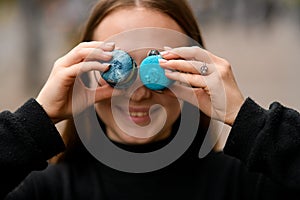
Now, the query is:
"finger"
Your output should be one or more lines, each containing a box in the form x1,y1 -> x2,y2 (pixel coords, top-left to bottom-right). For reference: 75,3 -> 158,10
93,85 -> 124,102
65,61 -> 110,78
160,59 -> 214,75
163,46 -> 173,51
189,61 -> 214,75
66,48 -> 113,65
77,83 -> 124,108
159,46 -> 174,57
164,70 -> 207,88
98,77 -> 108,86
92,70 -> 110,87
83,48 -> 114,62
73,41 -> 115,57
161,46 -> 212,64
166,83 -> 212,113
57,42 -> 115,67
76,41 -> 115,51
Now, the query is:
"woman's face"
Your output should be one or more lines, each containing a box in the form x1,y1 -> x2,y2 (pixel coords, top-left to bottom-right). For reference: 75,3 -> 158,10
93,7 -> 184,145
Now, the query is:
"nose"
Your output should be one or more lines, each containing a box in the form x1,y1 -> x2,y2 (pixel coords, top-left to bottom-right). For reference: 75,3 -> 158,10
129,85 -> 152,102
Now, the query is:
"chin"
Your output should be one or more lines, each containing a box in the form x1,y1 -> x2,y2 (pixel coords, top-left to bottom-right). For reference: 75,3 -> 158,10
123,137 -> 155,145
118,132 -> 159,145
109,129 -> 169,145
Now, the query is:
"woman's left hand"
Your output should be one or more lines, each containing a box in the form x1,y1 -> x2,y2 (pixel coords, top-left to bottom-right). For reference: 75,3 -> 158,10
159,46 -> 244,126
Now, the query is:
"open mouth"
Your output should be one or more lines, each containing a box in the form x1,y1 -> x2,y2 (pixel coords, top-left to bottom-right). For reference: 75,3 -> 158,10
129,111 -> 148,117
127,108 -> 151,124
115,105 -> 161,125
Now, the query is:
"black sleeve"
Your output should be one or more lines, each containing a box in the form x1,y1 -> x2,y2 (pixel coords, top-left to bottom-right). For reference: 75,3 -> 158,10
0,99 -> 65,198
224,97 -> 300,190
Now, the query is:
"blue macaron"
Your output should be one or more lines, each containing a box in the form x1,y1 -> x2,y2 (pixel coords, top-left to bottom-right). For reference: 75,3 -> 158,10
139,54 -> 174,90
101,50 -> 137,89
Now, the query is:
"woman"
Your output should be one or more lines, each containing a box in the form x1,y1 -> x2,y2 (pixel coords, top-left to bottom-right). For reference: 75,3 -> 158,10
1,0 -> 299,199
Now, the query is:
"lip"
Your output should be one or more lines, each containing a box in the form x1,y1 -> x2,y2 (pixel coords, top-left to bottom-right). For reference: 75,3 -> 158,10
115,105 -> 160,124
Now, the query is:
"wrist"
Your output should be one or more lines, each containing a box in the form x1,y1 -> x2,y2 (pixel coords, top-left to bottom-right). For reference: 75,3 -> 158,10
225,98 -> 245,126
36,97 -> 60,124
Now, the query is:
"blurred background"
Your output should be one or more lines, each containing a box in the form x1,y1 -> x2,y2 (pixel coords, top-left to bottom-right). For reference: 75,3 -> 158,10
0,0 -> 300,112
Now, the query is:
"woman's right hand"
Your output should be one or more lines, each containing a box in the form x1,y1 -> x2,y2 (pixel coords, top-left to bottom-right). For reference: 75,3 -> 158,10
159,46 -> 244,126
36,41 -> 120,124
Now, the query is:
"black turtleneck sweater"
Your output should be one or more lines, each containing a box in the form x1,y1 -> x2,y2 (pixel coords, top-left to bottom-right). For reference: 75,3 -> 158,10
0,98 -> 300,199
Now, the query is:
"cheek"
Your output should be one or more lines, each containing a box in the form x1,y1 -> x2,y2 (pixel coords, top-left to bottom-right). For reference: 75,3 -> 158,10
95,100 -> 113,123
163,98 -> 181,120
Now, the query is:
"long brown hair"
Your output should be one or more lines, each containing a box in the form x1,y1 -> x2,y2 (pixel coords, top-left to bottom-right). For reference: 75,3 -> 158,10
55,0 -> 205,162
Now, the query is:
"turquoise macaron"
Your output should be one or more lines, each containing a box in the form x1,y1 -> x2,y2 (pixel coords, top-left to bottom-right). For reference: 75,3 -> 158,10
139,52 -> 174,90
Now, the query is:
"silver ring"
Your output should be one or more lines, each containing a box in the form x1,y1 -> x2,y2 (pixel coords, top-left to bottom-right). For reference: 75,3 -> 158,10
199,63 -> 208,76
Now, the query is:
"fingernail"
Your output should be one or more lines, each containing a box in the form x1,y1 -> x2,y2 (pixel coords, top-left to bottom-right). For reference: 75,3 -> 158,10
160,51 -> 169,56
103,51 -> 113,57
159,59 -> 168,63
165,69 -> 173,74
105,42 -> 115,47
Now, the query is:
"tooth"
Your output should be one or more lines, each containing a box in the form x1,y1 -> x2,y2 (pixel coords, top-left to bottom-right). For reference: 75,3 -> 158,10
137,112 -> 144,117
129,112 -> 149,117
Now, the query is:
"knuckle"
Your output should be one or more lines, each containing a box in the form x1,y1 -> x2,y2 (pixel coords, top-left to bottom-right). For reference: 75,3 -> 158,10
76,48 -> 87,58
189,61 -> 199,69
223,63 -> 232,74
54,57 -> 63,67
219,63 -> 232,79
97,41 -> 105,47
190,74 -> 199,83
168,60 -> 180,68
191,46 -> 200,51
193,88 -> 205,96
78,42 -> 88,48
222,59 -> 231,69
73,42 -> 88,53
190,46 -> 198,54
